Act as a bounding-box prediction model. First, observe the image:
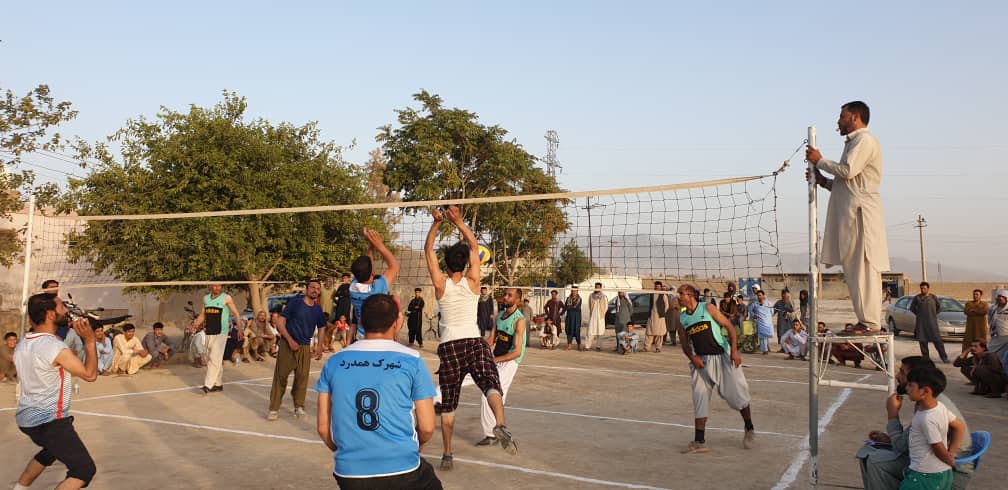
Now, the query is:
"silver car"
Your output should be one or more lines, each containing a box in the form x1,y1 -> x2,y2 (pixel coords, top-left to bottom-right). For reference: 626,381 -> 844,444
885,295 -> 967,337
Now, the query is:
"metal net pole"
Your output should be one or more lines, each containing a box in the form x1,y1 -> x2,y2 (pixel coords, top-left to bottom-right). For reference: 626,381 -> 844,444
806,127 -> 820,485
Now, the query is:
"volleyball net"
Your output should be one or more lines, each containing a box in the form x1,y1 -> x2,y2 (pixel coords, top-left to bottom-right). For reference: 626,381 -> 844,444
16,167 -> 789,296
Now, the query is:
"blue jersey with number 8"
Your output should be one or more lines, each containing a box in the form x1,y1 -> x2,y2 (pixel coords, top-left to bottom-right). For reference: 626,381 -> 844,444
315,339 -> 436,478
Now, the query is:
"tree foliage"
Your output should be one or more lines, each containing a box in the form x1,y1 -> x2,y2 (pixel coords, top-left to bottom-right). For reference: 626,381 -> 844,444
377,91 -> 569,285
60,91 -> 385,310
553,240 -> 598,287
0,84 -> 78,266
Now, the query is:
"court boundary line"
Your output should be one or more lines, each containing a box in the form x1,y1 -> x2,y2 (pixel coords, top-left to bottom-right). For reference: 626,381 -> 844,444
230,381 -> 803,438
0,371 -> 320,413
71,410 -> 672,490
519,363 -> 856,386
771,374 -> 872,490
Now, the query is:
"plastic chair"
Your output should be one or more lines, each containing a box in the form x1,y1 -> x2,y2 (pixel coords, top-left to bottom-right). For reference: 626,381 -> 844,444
954,431 -> 991,470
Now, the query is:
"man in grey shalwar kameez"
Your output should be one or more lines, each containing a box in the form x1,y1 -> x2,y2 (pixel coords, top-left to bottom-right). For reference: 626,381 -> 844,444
613,291 -> 632,353
807,101 -> 889,331
910,282 -> 947,363
986,289 -> 1008,365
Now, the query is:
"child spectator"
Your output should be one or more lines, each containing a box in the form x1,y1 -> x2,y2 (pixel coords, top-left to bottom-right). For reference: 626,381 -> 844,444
901,366 -> 966,490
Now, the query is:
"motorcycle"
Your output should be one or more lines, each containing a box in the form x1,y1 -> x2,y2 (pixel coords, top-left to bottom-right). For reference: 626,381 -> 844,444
65,294 -> 132,337
178,300 -> 199,354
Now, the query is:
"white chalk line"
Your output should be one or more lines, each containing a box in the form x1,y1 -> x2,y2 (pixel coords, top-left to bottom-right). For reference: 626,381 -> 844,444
418,453 -> 672,490
229,381 -> 802,438
521,363 -> 824,386
0,371 -> 321,413
71,410 -> 671,490
771,374 -> 872,490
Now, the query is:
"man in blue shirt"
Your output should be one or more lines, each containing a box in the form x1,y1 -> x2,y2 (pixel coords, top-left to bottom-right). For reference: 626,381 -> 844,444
267,280 -> 328,421
748,288 -> 775,355
316,294 -> 440,489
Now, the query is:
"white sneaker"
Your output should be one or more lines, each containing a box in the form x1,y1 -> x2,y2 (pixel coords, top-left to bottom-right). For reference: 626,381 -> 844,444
266,411 -> 279,421
294,407 -> 306,418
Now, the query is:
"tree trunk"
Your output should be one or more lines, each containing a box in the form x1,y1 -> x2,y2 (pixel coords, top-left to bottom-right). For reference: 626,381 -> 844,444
249,281 -> 268,315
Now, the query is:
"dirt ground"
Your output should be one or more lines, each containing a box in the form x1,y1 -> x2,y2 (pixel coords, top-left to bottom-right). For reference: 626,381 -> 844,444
1,300 -> 1004,489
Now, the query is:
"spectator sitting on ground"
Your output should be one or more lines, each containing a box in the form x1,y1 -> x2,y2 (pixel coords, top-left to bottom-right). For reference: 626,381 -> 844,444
540,318 -> 557,350
141,322 -> 173,368
830,323 -> 866,368
111,324 -> 152,375
617,322 -> 642,355
781,320 -> 808,360
816,321 -> 833,336
94,326 -> 113,375
245,310 -> 275,361
224,319 -> 247,365
1,332 -> 17,382
188,325 -> 208,367
953,340 -> 1006,398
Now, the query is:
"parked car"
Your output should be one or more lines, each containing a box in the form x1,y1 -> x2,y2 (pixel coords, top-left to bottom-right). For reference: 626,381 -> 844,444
242,292 -> 304,321
885,295 -> 967,338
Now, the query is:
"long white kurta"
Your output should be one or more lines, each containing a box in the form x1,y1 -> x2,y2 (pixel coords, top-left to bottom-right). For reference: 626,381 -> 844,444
587,292 -> 608,336
816,127 -> 890,329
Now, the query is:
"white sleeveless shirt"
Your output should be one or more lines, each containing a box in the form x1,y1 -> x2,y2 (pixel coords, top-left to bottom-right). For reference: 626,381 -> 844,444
438,277 -> 481,342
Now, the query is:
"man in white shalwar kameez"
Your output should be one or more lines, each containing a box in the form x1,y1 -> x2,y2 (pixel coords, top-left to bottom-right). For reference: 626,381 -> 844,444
807,101 -> 890,331
781,320 -> 808,360
586,283 -> 608,351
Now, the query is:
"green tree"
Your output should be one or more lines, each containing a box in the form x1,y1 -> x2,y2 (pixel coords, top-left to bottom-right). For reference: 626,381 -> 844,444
0,84 -> 78,266
61,91 -> 385,311
377,91 -> 569,285
553,240 -> 598,287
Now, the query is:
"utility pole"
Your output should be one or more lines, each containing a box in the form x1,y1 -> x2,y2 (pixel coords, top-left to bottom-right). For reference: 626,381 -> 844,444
583,197 -> 606,270
608,239 -> 615,275
914,215 -> 927,282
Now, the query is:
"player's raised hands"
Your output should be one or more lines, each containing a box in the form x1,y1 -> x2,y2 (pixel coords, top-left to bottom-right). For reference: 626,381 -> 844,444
444,205 -> 463,224
432,208 -> 444,223
362,227 -> 384,246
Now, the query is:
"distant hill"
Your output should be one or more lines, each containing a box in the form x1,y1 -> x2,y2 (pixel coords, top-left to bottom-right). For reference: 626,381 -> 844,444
777,253 -> 1008,282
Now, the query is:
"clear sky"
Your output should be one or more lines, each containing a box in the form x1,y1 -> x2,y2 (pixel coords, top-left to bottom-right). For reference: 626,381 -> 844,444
3,1 -> 1006,277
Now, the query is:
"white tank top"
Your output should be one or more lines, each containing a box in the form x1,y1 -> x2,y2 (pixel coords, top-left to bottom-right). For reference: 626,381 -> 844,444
438,277 -> 480,342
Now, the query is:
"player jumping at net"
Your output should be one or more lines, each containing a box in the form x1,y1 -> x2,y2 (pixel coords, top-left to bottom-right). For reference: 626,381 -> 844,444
348,228 -> 400,343
674,284 -> 756,454
424,205 -> 518,470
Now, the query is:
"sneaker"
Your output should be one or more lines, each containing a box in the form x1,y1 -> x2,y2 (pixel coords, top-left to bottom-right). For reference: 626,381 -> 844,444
743,430 -> 756,449
475,436 -> 498,446
294,407 -> 306,418
200,386 -> 211,395
267,411 -> 279,421
439,454 -> 453,470
681,440 -> 710,454
492,425 -> 518,456
211,385 -> 223,392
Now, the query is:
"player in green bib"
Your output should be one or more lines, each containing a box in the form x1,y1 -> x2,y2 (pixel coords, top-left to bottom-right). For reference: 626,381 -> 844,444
674,283 -> 756,454
476,287 -> 527,448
